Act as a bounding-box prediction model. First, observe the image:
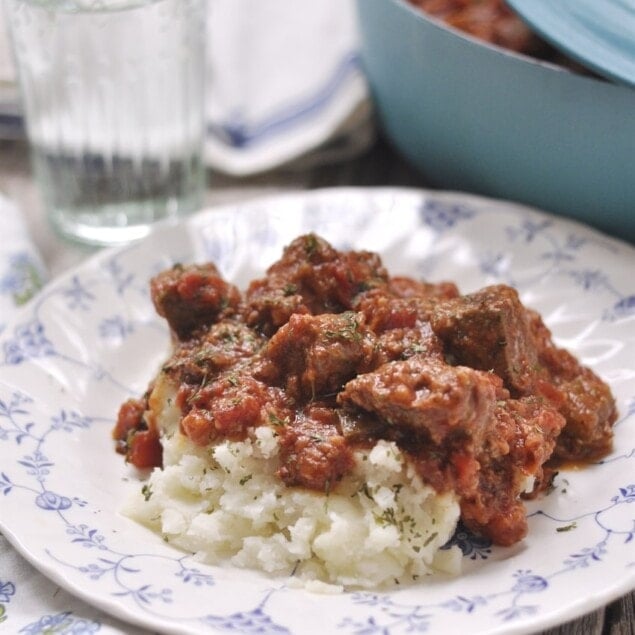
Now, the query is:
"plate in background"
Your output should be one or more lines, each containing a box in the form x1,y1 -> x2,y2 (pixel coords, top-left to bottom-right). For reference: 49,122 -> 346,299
0,188 -> 633,634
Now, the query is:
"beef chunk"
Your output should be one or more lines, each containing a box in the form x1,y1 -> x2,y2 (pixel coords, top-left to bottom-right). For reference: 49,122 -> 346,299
243,234 -> 389,334
112,395 -> 162,468
526,309 -> 617,460
430,286 -> 617,461
388,276 -> 459,301
261,311 -> 377,400
113,396 -> 147,455
356,291 -> 435,332
460,397 -> 566,545
430,284 -> 539,395
355,276 -> 458,334
161,320 -> 266,386
277,403 -> 355,491
374,323 -> 445,365
178,373 -> 285,445
150,263 -> 241,340
551,370 -> 617,460
338,356 -> 503,445
339,354 -> 566,546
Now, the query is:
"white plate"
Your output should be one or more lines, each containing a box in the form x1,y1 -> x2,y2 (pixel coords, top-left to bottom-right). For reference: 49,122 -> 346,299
1,188 -> 633,635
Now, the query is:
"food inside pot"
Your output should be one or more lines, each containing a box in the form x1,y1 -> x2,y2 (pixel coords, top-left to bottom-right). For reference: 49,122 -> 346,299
407,0 -> 590,73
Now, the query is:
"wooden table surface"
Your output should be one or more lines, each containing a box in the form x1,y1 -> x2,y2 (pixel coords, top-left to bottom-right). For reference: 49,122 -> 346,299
1,136 -> 633,635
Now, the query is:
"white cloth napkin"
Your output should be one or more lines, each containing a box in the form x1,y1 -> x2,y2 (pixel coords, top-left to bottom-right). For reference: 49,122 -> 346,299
206,0 -> 373,174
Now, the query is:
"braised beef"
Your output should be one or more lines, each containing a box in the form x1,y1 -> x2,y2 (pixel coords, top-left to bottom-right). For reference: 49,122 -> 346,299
177,372 -> 287,445
261,311 -> 377,400
161,320 -> 266,385
112,395 -> 162,468
338,356 -> 503,445
460,397 -> 566,545
115,233 -> 617,547
388,276 -> 459,301
430,284 -> 539,395
407,0 -> 590,73
150,263 -> 241,340
408,0 -> 548,55
526,309 -> 618,460
243,233 -> 389,334
374,324 -> 445,366
276,403 -> 355,491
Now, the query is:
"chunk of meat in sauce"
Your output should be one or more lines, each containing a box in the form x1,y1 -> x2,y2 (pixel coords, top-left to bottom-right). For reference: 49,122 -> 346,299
261,311 -> 377,401
161,320 -> 266,386
374,324 -> 445,366
388,276 -> 459,301
354,276 -> 458,334
151,263 -> 241,340
353,285 -> 447,364
430,284 -> 540,395
339,356 -> 505,445
114,233 -> 618,549
526,309 -> 617,460
339,354 -> 565,545
412,0 -> 545,54
357,292 -> 434,333
243,234 -> 389,335
430,286 -> 616,461
177,372 -> 287,446
112,396 -> 162,468
459,397 -> 566,545
554,371 -> 617,461
277,403 -> 355,491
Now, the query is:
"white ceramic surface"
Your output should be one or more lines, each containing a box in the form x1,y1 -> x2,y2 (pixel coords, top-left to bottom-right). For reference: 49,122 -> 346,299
0,191 -> 46,335
0,188 -> 633,635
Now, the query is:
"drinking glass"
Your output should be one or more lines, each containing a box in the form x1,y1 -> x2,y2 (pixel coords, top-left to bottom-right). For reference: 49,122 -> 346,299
4,0 -> 207,245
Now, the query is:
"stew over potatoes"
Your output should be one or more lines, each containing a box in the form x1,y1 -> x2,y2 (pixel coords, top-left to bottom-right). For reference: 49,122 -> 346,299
114,234 -> 616,548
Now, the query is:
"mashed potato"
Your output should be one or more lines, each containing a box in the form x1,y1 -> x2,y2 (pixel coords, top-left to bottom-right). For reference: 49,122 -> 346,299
123,377 -> 461,590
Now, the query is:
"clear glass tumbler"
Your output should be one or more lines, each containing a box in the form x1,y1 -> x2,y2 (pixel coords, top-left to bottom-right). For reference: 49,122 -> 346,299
4,0 -> 207,246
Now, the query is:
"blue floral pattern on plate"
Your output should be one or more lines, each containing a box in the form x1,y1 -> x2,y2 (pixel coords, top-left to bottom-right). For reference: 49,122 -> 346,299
0,188 -> 633,634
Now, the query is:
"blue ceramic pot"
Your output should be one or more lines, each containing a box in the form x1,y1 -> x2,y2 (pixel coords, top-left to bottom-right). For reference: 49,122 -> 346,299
356,0 -> 635,242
